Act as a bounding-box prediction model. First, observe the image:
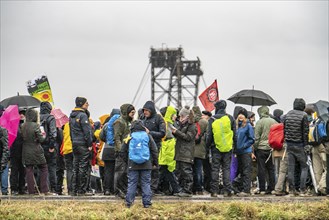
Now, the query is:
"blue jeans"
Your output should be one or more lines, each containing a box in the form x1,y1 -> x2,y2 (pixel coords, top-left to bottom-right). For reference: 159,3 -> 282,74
193,158 -> 204,192
126,170 -> 152,207
1,164 -> 9,193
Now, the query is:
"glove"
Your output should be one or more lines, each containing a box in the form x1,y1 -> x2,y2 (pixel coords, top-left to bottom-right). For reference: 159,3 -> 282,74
304,145 -> 312,154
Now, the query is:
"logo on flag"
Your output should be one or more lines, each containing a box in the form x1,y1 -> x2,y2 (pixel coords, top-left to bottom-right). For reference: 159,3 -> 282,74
26,75 -> 54,105
198,80 -> 219,112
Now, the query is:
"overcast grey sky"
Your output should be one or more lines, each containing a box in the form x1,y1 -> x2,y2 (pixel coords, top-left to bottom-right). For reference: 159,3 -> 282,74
1,1 -> 328,120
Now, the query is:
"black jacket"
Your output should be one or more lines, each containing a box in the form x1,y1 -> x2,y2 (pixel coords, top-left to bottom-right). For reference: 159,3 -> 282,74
69,108 -> 93,147
40,101 -> 57,150
142,101 -> 166,147
284,99 -> 309,147
121,120 -> 158,170
0,126 -> 9,172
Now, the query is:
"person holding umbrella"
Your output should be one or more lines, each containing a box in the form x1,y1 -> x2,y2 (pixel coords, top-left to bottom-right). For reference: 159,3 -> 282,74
0,105 -> 10,195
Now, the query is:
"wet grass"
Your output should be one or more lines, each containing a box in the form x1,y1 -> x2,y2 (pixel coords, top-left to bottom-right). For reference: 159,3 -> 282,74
1,200 -> 329,219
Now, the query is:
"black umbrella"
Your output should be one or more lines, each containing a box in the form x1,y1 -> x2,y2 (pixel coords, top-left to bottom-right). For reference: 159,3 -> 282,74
0,95 -> 41,109
228,89 -> 276,106
313,100 -> 329,122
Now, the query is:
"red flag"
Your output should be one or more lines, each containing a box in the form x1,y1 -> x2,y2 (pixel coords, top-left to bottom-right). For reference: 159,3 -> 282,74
198,80 -> 219,112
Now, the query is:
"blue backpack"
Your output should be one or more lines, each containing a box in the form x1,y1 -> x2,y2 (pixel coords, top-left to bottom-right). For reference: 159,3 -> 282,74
129,131 -> 150,164
106,114 -> 120,145
317,120 -> 328,142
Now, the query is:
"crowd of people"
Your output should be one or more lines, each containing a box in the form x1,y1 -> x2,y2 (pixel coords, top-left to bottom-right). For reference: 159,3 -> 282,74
0,97 -> 329,208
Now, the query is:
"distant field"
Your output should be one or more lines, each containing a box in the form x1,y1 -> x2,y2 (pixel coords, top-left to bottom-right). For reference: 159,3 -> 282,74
1,200 -> 329,219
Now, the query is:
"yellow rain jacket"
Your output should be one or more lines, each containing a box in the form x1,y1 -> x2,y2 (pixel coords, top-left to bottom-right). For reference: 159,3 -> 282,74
158,106 -> 177,172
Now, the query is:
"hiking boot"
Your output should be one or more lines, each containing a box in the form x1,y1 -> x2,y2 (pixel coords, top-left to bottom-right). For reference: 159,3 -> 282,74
153,190 -> 164,196
196,191 -> 204,195
177,192 -> 192,197
274,190 -> 286,196
11,191 -> 19,196
210,193 -> 218,198
259,191 -> 266,195
299,191 -> 312,197
237,192 -> 250,197
116,191 -> 126,199
223,191 -> 232,197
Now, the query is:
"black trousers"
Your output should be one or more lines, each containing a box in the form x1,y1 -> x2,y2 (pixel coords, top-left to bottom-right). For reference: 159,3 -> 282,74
9,157 -> 26,193
210,148 -> 232,194
104,160 -> 115,193
176,161 -> 193,194
72,146 -> 90,194
255,149 -> 275,192
56,153 -> 65,194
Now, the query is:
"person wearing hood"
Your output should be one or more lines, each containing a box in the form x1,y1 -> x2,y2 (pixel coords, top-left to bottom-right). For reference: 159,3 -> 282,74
192,106 -> 208,195
141,101 -> 166,195
69,97 -> 93,196
113,103 -> 135,199
99,108 -> 120,195
121,120 -> 158,208
254,106 -> 277,195
9,108 -> 26,195
21,108 -> 49,195
39,101 -> 58,194
171,106 -> 196,197
235,108 -> 255,196
206,100 -> 236,197
158,106 -> 181,195
284,98 -> 309,196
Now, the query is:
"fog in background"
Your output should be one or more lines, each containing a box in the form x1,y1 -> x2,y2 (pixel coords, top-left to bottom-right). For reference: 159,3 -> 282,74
1,1 -> 328,120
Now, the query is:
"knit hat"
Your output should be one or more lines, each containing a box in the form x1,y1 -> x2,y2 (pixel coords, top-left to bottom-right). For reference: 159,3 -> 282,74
214,100 -> 227,113
179,107 -> 190,118
75,97 -> 87,108
202,110 -> 212,117
273,109 -> 284,118
238,108 -> 248,119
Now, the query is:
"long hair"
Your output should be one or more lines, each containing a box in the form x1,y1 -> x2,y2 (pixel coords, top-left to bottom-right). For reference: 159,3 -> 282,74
236,114 -> 247,130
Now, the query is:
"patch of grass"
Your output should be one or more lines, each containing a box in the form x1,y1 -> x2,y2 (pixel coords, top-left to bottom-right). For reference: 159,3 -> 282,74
1,200 -> 329,219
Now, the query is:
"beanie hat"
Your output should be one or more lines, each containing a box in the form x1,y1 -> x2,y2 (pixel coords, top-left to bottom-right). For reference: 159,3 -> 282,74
273,109 -> 284,118
202,110 -> 212,117
238,108 -> 248,119
127,105 -> 135,114
75,97 -> 87,108
179,107 -> 190,118
214,100 -> 227,113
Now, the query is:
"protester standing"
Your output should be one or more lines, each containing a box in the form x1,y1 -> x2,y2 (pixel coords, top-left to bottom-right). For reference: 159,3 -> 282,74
69,97 -> 93,196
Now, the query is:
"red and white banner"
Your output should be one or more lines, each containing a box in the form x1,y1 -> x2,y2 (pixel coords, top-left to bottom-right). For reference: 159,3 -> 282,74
198,80 -> 219,112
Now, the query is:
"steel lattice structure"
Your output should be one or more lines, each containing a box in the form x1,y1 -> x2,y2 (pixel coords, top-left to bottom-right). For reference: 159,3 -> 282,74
149,46 -> 203,110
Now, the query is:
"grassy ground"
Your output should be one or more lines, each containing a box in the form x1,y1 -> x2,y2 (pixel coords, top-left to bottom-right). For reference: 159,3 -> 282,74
1,200 -> 329,219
